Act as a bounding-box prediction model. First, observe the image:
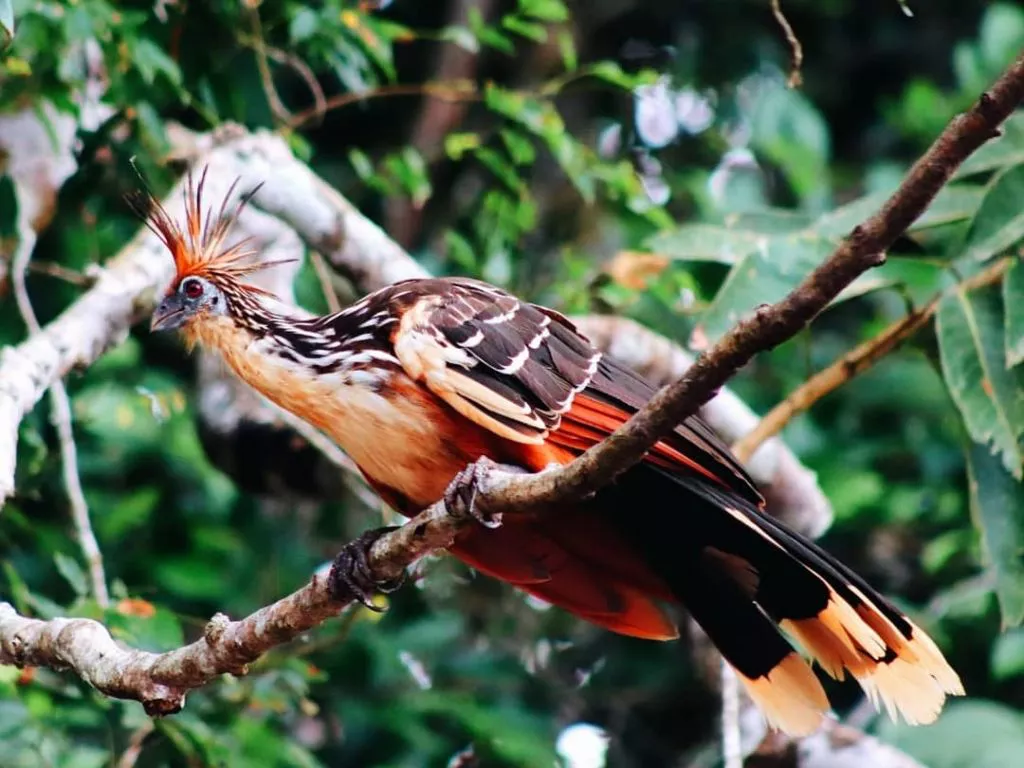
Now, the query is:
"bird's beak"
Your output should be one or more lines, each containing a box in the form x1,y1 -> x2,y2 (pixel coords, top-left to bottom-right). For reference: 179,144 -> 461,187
150,295 -> 188,332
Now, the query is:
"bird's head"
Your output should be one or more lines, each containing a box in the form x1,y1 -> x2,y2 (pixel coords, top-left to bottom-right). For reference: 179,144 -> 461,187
129,167 -> 288,338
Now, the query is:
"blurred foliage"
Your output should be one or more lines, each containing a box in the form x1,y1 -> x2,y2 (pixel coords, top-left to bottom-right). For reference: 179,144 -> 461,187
2,0 -> 1024,766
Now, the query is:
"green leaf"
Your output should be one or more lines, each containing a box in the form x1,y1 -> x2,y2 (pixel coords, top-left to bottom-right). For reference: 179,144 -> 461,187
468,8 -> 516,55
131,39 -> 182,87
444,132 -> 481,160
991,627 -> 1024,679
53,552 -> 89,598
586,61 -> 657,91
289,8 -> 320,43
698,234 -> 833,343
748,81 -> 830,203
978,3 -> 1024,74
518,0 -> 569,22
499,128 -> 536,166
502,15 -> 547,43
384,147 -> 432,207
879,700 -> 1024,768
964,163 -> 1024,261
556,28 -> 577,71
444,230 -> 476,271
968,441 -> 1024,628
475,147 -> 524,193
107,602 -> 184,652
646,223 -> 765,265
348,148 -> 375,181
439,25 -> 479,53
810,184 -> 984,239
1005,257 -> 1024,367
0,0 -> 13,49
938,284 -> 1024,477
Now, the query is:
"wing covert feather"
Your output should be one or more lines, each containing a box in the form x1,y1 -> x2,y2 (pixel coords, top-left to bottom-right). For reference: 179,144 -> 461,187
391,277 -> 761,503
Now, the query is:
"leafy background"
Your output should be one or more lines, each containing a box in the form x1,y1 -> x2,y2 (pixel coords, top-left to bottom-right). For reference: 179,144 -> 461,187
2,0 -> 1024,766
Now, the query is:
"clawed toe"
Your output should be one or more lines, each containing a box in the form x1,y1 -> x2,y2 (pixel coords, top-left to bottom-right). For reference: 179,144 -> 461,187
327,527 -> 407,610
443,458 -> 527,529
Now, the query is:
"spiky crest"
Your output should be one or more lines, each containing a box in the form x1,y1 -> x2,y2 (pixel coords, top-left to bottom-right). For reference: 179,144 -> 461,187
127,165 -> 292,296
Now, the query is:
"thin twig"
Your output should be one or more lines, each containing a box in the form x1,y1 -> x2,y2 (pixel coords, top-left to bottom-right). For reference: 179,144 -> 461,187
732,257 -> 1012,462
246,6 -> 293,125
288,82 -> 481,130
26,260 -> 96,287
236,27 -> 327,128
770,0 -> 804,89
263,45 -> 327,127
309,250 -> 342,314
116,720 -> 155,768
10,227 -> 110,608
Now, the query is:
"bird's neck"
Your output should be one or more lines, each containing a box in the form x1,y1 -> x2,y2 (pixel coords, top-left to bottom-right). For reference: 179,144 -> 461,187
186,303 -> 470,507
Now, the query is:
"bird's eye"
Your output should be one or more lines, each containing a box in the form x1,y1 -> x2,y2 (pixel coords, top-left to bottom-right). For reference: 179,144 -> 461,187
182,279 -> 204,299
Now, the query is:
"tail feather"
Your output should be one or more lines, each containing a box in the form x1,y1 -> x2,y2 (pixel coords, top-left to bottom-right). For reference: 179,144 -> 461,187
607,467 -> 963,735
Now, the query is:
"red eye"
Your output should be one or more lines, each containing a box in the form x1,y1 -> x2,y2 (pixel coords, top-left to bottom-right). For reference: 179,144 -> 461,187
182,279 -> 204,299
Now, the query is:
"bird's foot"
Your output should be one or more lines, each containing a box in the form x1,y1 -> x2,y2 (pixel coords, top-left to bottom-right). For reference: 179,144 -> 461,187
327,527 -> 407,610
443,457 -> 524,530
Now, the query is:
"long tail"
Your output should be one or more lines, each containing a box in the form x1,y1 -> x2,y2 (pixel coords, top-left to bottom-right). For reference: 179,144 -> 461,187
449,456 -> 963,736
607,467 -> 964,735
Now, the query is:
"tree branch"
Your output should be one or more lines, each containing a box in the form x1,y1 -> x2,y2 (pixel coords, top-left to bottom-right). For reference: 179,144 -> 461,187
470,51 -> 1024,516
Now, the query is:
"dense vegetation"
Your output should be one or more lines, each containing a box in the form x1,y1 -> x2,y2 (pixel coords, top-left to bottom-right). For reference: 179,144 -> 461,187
2,1 -> 1024,765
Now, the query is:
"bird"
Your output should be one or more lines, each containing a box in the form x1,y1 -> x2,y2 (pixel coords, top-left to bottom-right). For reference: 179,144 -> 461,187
136,170 -> 963,737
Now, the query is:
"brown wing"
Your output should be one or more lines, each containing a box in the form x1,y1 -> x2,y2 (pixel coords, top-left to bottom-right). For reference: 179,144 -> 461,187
391,276 -> 762,505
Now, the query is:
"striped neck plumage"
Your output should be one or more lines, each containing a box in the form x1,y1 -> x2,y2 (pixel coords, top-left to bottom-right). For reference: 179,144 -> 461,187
190,280 -> 402,384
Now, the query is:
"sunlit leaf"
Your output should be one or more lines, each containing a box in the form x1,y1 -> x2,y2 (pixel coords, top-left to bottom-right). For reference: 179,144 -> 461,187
556,28 -> 577,70
938,285 -> 1024,478
444,132 -> 481,160
645,223 -> 764,265
698,234 -> 833,343
499,128 -> 536,166
502,15 -> 547,43
518,0 -> 569,23
964,162 -> 1024,261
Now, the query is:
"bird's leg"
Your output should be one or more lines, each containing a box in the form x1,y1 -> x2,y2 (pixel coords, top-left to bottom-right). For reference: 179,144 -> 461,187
443,457 -> 527,530
327,527 -> 407,610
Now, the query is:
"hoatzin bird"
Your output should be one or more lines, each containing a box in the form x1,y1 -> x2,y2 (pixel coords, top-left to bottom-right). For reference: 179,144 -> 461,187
137,172 -> 962,736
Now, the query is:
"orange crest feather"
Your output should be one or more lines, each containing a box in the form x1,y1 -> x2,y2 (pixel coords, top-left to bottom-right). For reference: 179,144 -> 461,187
127,165 -> 293,293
